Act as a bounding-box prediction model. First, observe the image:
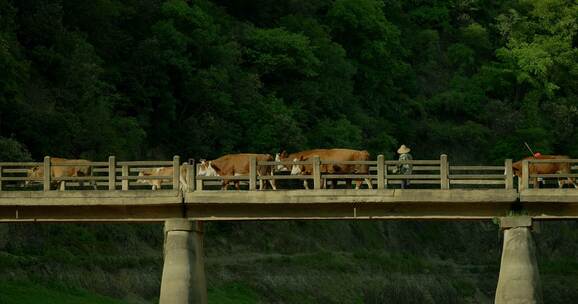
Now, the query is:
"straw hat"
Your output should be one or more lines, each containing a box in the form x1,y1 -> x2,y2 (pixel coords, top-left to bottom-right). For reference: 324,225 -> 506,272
397,144 -> 411,154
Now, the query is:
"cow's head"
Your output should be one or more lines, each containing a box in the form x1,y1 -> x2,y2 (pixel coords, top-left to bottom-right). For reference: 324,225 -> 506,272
275,151 -> 290,172
511,160 -> 523,177
290,158 -> 303,175
25,166 -> 43,186
137,169 -> 153,184
197,160 -> 219,176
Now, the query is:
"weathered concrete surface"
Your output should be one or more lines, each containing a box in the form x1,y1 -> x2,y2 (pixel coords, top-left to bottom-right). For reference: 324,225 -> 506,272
193,222 -> 207,304
5,188 -> 578,221
184,189 -> 518,220
186,189 -> 519,204
500,216 -> 532,229
520,189 -> 578,203
0,190 -> 184,222
0,190 -> 181,206
159,219 -> 207,304
495,227 -> 543,304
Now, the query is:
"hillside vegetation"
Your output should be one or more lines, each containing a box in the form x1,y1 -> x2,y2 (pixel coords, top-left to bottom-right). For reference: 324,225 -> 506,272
2,221 -> 578,303
1,0 -> 577,303
1,0 -> 577,161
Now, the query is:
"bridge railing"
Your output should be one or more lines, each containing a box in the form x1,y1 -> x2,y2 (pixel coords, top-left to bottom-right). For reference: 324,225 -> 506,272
449,159 -> 514,189
520,158 -> 578,190
0,156 -> 181,191
0,155 -> 517,191
194,155 -> 515,191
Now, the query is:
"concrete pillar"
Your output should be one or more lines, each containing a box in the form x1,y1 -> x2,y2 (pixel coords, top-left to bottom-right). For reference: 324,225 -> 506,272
495,216 -> 543,304
159,219 -> 207,304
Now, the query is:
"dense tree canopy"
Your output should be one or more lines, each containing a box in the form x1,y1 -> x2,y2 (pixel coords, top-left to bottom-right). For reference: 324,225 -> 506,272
0,0 -> 576,163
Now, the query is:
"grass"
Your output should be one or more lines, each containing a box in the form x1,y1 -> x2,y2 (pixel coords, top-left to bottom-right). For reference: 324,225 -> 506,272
0,280 -> 127,304
3,221 -> 578,303
208,283 -> 260,304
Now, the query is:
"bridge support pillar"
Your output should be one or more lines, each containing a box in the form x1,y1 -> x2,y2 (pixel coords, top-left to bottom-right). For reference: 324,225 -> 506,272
495,216 -> 542,304
160,219 -> 207,304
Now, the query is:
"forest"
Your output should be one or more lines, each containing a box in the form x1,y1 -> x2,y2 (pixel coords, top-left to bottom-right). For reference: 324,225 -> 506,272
1,0 -> 577,303
1,0 -> 577,164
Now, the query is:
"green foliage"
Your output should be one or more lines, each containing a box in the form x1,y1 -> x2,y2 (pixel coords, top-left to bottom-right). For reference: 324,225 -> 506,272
0,280 -> 127,304
0,137 -> 32,161
208,283 -> 260,304
309,118 -> 362,149
1,0 -> 575,161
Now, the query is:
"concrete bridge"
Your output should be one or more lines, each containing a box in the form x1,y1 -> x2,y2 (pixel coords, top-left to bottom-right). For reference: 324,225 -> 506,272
2,155 -> 578,303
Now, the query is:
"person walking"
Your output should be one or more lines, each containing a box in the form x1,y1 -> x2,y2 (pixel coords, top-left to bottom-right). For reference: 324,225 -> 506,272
396,144 -> 413,189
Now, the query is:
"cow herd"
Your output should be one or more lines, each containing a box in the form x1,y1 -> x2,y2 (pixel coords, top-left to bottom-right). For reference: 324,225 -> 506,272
21,150 -> 578,191
197,148 -> 372,190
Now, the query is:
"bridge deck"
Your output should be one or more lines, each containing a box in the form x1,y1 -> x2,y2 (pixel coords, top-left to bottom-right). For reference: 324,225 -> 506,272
0,191 -> 183,222
1,188 -> 578,221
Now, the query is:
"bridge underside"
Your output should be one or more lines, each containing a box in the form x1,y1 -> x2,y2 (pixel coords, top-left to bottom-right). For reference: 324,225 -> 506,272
1,189 -> 577,222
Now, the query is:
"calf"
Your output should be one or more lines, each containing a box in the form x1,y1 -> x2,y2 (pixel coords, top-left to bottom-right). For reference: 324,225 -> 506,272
26,157 -> 94,191
137,165 -> 189,191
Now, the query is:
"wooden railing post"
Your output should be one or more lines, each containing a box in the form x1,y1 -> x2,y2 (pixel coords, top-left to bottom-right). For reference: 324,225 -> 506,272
173,155 -> 180,191
121,165 -> 129,191
312,156 -> 321,190
384,162 -> 389,189
185,161 -> 195,192
195,163 -> 203,191
522,160 -> 529,190
249,156 -> 257,191
0,165 -> 3,191
108,156 -> 116,190
505,159 -> 513,190
377,155 -> 385,190
440,154 -> 449,189
43,156 -> 51,191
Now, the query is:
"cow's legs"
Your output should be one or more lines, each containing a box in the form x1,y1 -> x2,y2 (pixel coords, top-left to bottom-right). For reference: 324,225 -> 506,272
59,181 -> 66,191
269,179 -> 277,190
327,180 -> 337,189
345,180 -> 352,189
532,178 -> 539,189
303,179 -> 309,190
353,178 -> 372,190
365,178 -> 373,189
269,172 -> 277,190
559,178 -> 578,189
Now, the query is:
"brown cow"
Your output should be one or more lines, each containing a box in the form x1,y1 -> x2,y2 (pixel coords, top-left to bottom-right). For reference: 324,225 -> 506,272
137,165 -> 189,191
512,155 -> 577,189
26,157 -> 94,191
277,149 -> 373,189
197,153 -> 276,190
